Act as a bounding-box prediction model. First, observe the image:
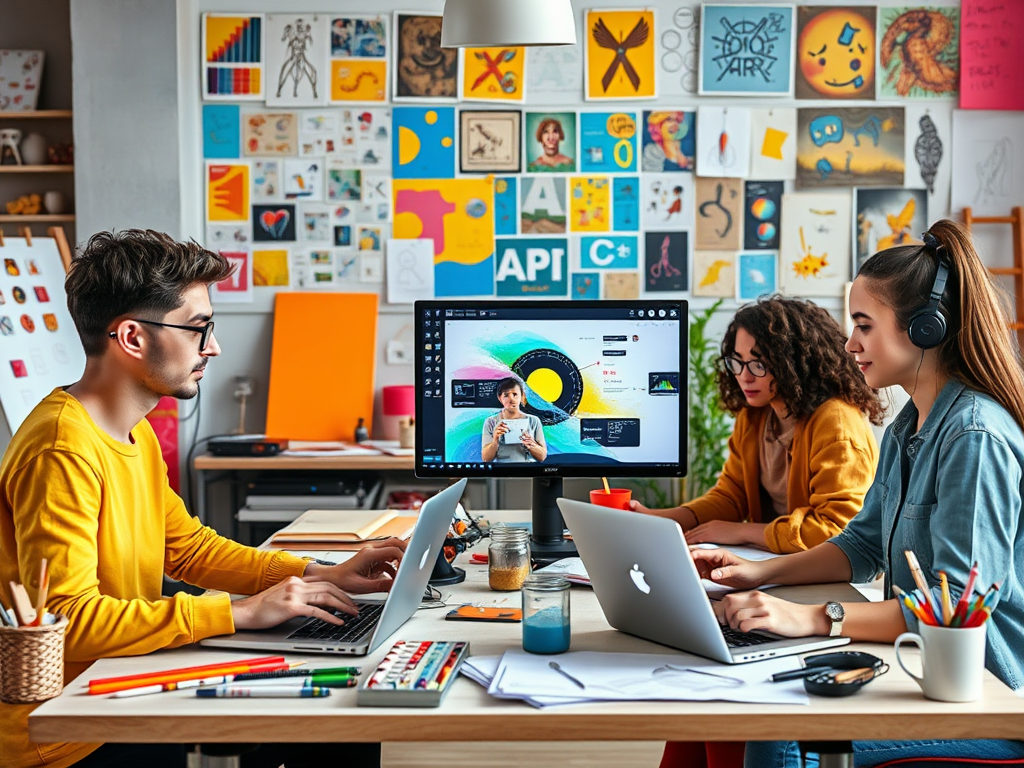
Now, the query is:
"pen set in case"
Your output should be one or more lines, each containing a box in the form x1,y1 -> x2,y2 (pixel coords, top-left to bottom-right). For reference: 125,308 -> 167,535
357,640 -> 470,707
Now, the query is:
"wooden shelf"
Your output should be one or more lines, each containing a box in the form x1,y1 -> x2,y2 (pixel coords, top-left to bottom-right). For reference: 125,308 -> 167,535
0,214 -> 75,223
0,165 -> 73,173
0,110 -> 72,119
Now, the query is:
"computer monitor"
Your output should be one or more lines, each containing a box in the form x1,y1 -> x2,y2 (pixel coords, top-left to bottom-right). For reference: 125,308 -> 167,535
414,300 -> 687,560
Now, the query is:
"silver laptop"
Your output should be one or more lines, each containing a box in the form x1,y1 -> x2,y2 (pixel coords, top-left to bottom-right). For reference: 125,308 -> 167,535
202,478 -> 467,656
557,498 -> 849,664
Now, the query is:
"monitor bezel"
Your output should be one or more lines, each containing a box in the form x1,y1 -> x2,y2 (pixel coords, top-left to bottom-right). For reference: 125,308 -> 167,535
414,299 -> 688,479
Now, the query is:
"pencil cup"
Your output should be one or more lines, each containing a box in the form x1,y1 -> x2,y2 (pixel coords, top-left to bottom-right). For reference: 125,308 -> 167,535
894,623 -> 986,702
0,615 -> 68,704
589,488 -> 632,510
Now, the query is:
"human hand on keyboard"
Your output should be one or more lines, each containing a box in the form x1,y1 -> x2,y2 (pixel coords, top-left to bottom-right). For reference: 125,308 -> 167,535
230,576 -> 359,631
717,590 -> 824,638
303,538 -> 406,595
691,547 -> 770,590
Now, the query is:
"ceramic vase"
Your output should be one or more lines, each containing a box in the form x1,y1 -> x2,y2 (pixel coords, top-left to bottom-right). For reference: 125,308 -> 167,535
19,132 -> 47,165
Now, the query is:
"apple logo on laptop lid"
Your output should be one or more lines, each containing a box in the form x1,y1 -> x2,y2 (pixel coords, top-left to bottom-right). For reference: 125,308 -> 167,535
419,547 -> 432,570
630,564 -> 651,594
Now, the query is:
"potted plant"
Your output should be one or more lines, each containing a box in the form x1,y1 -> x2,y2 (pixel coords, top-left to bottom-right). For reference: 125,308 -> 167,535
685,301 -> 733,501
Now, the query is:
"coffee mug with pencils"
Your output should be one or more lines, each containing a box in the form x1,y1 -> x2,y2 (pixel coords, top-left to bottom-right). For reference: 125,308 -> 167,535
893,553 -> 992,703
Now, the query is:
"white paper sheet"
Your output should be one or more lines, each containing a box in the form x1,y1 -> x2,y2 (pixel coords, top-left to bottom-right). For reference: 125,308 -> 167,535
385,238 -> 434,304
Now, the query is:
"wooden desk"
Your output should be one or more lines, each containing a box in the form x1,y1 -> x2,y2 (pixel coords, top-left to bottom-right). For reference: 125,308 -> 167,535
30,524 -> 1024,746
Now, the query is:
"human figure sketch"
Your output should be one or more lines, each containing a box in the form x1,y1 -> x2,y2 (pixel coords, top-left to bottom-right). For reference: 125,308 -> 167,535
975,137 -> 1011,206
277,19 -> 318,99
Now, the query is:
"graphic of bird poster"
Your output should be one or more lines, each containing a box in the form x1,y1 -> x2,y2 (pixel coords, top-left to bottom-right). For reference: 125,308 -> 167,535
854,187 -> 927,270
693,251 -> 735,298
585,9 -> 657,101
460,47 -> 527,103
779,192 -> 851,298
878,7 -> 958,100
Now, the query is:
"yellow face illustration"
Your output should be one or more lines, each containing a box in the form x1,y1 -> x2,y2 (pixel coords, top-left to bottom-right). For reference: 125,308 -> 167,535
799,9 -> 875,97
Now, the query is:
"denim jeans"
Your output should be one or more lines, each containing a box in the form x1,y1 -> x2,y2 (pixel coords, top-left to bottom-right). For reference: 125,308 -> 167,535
745,739 -> 1024,768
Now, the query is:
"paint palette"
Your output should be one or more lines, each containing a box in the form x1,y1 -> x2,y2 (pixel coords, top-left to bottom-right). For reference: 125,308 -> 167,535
357,640 -> 470,707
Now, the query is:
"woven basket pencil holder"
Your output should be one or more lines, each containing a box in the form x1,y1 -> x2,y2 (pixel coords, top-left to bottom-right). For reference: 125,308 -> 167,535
0,615 -> 68,704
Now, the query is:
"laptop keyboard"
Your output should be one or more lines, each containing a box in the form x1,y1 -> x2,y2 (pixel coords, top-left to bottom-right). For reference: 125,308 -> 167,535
287,602 -> 385,644
720,625 -> 777,647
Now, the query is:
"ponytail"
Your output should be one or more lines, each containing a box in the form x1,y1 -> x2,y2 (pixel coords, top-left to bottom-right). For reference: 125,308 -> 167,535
857,219 -> 1024,431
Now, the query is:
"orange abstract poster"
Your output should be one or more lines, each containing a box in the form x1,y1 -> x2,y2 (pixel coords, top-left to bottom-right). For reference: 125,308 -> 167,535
266,292 -> 378,441
460,47 -> 526,102
206,162 -> 250,222
585,9 -> 656,100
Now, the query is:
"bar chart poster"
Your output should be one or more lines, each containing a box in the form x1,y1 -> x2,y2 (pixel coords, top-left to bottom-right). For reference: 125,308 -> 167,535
203,13 -> 266,101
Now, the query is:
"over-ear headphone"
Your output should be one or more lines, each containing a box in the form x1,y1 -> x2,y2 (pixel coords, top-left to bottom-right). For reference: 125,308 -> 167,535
907,231 -> 950,349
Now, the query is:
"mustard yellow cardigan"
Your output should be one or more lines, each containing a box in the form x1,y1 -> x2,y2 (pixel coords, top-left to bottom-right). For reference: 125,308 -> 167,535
687,398 -> 879,554
0,390 -> 308,768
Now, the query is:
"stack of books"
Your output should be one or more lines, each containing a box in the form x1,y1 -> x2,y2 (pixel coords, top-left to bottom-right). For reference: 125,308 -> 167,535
269,509 -> 416,551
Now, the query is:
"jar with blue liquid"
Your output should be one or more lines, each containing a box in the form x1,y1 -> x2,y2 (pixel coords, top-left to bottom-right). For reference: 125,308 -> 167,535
522,574 -> 571,654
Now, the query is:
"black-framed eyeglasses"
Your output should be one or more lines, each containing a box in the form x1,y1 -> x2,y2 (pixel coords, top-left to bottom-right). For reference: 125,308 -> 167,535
108,319 -> 215,352
720,356 -> 768,378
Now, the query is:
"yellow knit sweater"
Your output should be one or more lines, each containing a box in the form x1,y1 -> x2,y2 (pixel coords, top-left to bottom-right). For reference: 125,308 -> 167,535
0,389 -> 307,767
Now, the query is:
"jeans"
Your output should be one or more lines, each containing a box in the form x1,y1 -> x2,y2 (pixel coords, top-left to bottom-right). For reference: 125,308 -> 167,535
745,739 -> 1024,768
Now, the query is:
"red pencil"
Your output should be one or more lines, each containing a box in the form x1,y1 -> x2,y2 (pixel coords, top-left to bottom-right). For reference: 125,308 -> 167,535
89,655 -> 286,695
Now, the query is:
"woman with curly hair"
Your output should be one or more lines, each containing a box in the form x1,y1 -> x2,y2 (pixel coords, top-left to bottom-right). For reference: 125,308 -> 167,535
631,296 -> 883,555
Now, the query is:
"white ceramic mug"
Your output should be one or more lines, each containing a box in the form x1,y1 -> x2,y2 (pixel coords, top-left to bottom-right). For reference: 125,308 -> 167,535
894,623 -> 986,702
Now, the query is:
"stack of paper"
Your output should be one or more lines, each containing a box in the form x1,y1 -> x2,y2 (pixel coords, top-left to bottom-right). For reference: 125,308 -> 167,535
465,650 -> 808,708
533,557 -> 591,586
269,509 -> 415,550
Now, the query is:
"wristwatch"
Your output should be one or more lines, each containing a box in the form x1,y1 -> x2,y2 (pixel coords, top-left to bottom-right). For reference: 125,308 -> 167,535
825,601 -> 845,637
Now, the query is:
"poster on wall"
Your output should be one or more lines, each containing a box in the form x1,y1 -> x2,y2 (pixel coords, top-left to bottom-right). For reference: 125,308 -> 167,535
206,162 -> 251,223
527,46 -> 583,104
904,105 -> 951,219
524,111 -> 577,173
520,177 -> 568,234
211,250 -> 254,304
495,238 -> 569,297
737,251 -> 778,300
393,12 -> 458,102
393,106 -> 456,179
644,231 -> 689,292
694,177 -> 742,250
951,110 -> 1024,218
202,14 -> 265,101
459,110 -> 522,174
569,177 -> 611,233
698,4 -> 795,97
579,111 -> 639,174
749,107 -> 796,180
692,251 -> 735,298
641,109 -> 695,172
779,192 -> 851,297
695,106 -> 752,178
495,177 -> 518,236
643,173 -> 695,231
796,107 -> 905,189
242,112 -> 297,157
657,5 -> 700,96
386,238 -> 435,303
0,238 -> 86,434
877,7 -> 958,101
460,46 -> 527,103
585,9 -> 657,101
794,6 -> 877,101
743,180 -> 783,251
265,14 -> 330,107
330,14 -> 388,103
580,235 -> 639,270
853,187 -> 927,271
613,176 -> 640,231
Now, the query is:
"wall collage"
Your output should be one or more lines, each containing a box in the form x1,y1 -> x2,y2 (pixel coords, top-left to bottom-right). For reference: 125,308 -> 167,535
199,4 -> 1022,307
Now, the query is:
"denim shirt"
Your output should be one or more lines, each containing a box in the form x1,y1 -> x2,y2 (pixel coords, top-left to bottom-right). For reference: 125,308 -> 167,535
832,380 -> 1024,691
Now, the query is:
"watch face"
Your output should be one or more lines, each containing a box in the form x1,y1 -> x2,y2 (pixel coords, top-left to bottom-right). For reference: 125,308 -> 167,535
826,602 -> 844,620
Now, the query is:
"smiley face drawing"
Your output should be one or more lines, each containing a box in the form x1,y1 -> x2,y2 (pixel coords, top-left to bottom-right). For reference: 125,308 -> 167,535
797,8 -> 875,99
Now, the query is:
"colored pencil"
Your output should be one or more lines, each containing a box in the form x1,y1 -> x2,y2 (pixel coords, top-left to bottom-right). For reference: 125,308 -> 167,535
88,655 -> 286,695
904,550 -> 941,620
108,662 -> 302,697
939,571 -> 953,626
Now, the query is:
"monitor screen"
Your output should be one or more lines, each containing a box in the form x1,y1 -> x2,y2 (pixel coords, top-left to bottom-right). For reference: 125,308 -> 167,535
415,300 -> 687,479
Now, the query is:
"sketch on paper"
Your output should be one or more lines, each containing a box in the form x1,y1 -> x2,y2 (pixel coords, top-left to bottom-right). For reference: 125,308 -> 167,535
693,251 -> 735,298
520,177 -> 567,234
795,7 -> 877,100
645,232 -> 688,292
604,272 -> 640,299
951,112 -> 1024,218
266,15 -> 328,107
658,6 -> 700,95
695,177 -> 742,250
696,106 -> 752,178
299,206 -> 331,242
360,252 -> 384,282
206,224 -> 250,249
643,174 -> 695,231
459,110 -> 522,174
779,192 -> 851,297
243,113 -> 297,156
461,47 -> 526,102
854,187 -> 927,270
641,110 -> 695,172
699,4 -> 794,96
796,107 -> 905,188
335,108 -> 391,169
585,9 -> 657,100
327,166 -> 361,201
393,13 -> 458,101
386,239 -> 435,304
527,46 -> 583,103
737,252 -> 778,300
283,159 -> 323,201
912,112 -> 942,194
879,7 -> 958,99
743,180 -> 783,251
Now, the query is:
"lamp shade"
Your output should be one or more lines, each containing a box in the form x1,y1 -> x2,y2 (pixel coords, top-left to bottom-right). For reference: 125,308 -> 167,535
382,385 -> 416,417
441,0 -> 577,47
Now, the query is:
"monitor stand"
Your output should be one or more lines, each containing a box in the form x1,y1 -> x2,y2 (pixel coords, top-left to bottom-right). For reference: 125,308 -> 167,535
529,477 -> 577,564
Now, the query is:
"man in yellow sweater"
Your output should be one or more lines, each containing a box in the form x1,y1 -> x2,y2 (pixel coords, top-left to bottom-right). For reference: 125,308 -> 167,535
0,230 -> 403,768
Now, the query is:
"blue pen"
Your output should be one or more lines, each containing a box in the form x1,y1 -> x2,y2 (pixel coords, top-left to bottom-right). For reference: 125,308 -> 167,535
196,685 -> 331,698
415,642 -> 453,689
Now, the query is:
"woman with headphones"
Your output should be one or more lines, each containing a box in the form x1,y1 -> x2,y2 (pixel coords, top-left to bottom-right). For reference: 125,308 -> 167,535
694,219 -> 1024,766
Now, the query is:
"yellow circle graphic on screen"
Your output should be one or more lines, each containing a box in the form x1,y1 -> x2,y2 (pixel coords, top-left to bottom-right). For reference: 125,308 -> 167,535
527,368 -> 563,403
398,126 -> 421,165
425,110 -> 438,125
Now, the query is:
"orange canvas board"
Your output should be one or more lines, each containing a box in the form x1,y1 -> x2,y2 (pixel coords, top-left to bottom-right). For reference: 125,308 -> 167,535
266,292 -> 378,441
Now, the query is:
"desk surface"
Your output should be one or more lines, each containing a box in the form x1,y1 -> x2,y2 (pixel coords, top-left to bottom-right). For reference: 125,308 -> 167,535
194,452 -> 415,471
30,514 -> 1024,745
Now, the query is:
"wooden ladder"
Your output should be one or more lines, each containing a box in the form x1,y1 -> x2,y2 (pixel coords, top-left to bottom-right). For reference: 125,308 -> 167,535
963,206 -> 1024,347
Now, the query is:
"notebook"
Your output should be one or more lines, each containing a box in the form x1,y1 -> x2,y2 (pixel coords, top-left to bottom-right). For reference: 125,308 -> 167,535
269,509 -> 397,545
201,478 -> 467,656
557,498 -> 849,664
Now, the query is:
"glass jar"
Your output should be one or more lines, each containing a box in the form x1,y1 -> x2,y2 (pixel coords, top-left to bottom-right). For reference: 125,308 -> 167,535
522,574 -> 571,654
488,527 -> 531,591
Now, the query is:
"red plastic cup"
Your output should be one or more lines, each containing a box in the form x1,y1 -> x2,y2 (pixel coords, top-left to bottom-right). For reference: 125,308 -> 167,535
589,488 -> 632,510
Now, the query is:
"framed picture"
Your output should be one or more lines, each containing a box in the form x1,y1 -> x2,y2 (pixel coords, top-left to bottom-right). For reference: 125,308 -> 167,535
201,15 -> 264,101
392,12 -> 458,102
0,50 -> 44,111
459,110 -> 522,174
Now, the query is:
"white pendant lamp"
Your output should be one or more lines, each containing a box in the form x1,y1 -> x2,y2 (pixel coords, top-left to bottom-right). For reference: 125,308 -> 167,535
441,0 -> 577,47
